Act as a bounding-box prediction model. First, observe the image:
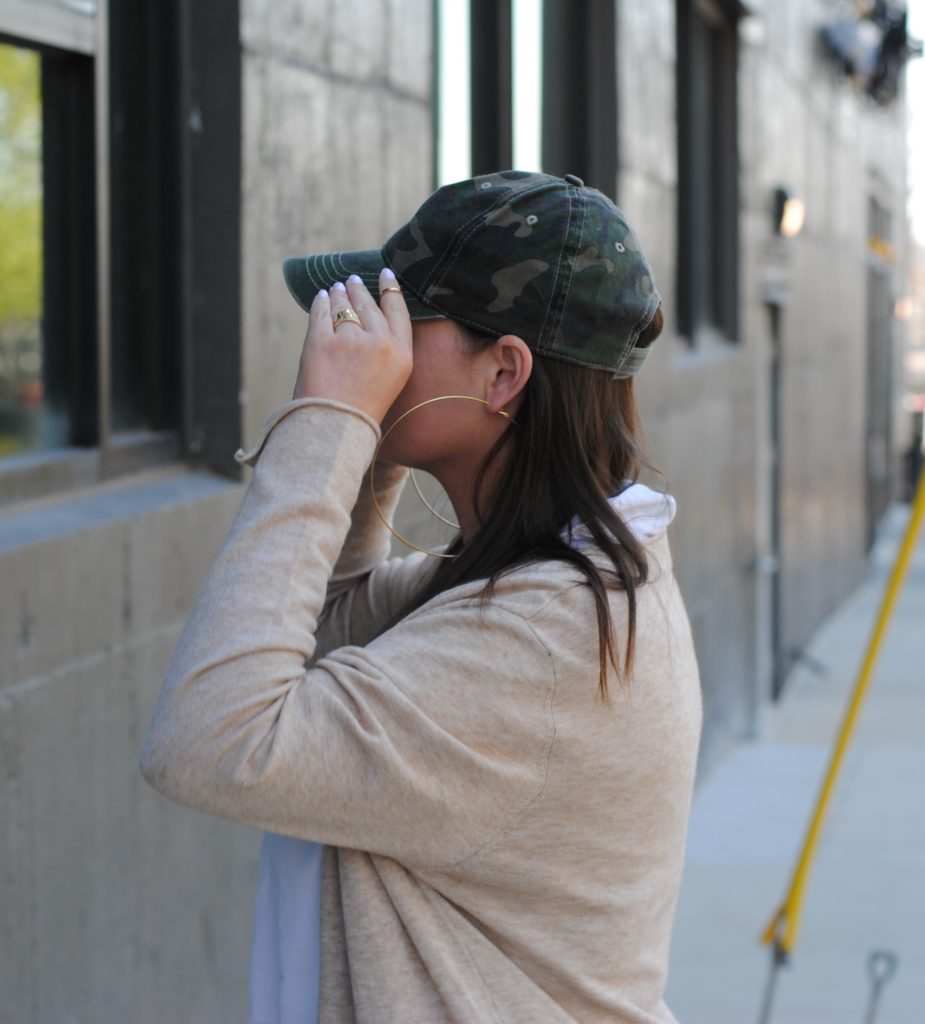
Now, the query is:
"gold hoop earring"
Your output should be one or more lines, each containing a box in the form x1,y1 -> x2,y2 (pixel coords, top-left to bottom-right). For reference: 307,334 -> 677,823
410,471 -> 460,529
369,394 -> 518,559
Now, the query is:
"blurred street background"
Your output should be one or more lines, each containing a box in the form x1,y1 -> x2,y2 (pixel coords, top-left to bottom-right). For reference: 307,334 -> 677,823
1,1 -> 923,1021
666,498 -> 925,1023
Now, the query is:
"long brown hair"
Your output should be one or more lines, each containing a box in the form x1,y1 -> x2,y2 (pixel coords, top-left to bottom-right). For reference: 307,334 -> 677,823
380,306 -> 667,700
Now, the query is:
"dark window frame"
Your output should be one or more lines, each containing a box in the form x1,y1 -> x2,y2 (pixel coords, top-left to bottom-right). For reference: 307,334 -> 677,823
541,0 -> 617,199
469,0 -> 512,175
0,0 -> 242,509
676,0 -> 743,343
39,40 -> 99,448
455,0 -> 619,194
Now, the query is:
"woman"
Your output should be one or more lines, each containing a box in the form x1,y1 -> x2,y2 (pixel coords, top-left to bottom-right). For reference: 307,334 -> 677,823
140,169 -> 703,1024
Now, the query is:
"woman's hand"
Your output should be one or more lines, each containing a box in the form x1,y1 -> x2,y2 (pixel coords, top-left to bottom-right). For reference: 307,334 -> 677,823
291,267 -> 413,424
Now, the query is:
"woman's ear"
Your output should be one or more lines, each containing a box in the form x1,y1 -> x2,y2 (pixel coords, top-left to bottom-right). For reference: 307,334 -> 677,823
484,335 -> 533,415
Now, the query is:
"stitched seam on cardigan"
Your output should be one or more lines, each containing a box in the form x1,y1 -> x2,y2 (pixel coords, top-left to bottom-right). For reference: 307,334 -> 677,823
497,580 -> 587,622
497,537 -> 668,623
435,605 -> 558,872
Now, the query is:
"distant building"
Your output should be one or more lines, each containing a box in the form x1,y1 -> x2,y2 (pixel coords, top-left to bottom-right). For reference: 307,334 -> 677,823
0,1 -> 917,1019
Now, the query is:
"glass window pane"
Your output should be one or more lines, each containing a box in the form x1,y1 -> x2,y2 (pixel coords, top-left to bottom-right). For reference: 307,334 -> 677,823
436,0 -> 472,185
0,42 -> 45,456
108,0 -> 181,436
512,0 -> 543,173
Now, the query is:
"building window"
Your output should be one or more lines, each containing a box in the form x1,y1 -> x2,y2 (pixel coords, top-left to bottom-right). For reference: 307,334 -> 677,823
0,41 -> 48,457
0,0 -> 242,506
469,0 -> 513,176
512,0 -> 543,172
108,1 -> 182,439
676,0 -> 741,341
0,0 -> 181,503
434,0 -> 473,184
0,33 -> 97,465
541,0 -> 616,197
436,0 -> 540,184
435,0 -> 615,192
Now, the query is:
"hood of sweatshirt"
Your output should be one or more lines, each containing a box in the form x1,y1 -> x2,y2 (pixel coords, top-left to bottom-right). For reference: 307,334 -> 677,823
561,480 -> 677,549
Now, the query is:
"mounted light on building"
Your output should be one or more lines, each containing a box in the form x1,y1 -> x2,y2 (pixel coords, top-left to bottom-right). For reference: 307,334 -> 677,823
773,187 -> 805,238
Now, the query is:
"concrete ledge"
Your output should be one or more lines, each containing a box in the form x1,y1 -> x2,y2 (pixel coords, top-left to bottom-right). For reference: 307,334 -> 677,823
1,468 -> 247,690
0,466 -> 241,553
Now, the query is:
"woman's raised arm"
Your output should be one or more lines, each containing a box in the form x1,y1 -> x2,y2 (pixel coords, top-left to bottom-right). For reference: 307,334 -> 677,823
138,399 -> 553,869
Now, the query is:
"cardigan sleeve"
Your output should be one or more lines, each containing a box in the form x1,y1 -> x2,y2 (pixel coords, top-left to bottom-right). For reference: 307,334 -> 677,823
309,459 -> 438,657
234,397 -> 436,660
139,398 -> 555,870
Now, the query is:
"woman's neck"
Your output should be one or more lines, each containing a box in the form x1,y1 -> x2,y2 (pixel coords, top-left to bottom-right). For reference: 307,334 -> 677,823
429,452 -> 508,547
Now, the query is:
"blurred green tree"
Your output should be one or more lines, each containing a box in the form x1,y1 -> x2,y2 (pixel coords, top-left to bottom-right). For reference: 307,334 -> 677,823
0,41 -> 42,325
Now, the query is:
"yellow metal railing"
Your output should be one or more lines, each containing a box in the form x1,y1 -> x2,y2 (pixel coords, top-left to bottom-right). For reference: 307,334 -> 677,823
758,461 -> 925,1021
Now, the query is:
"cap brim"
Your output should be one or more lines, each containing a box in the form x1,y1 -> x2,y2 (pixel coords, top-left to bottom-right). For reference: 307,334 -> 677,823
281,249 -> 446,322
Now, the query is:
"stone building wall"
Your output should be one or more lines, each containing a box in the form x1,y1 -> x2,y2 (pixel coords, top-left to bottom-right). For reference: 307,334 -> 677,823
0,3 -> 434,1020
615,0 -> 908,769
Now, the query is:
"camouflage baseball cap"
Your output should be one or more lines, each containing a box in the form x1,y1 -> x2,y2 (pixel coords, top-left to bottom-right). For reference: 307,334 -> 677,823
282,169 -> 661,378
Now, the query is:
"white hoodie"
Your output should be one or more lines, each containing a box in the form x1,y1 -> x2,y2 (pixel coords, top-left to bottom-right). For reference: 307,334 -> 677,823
247,479 -> 678,1024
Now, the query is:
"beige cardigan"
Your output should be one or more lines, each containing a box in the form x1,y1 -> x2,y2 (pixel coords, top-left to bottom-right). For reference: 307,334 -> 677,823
139,397 -> 703,1023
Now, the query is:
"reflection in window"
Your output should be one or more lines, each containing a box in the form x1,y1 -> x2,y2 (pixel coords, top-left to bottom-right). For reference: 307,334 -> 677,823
0,43 -> 43,456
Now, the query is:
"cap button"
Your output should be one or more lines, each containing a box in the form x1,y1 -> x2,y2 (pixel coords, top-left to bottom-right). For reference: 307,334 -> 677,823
563,173 -> 584,186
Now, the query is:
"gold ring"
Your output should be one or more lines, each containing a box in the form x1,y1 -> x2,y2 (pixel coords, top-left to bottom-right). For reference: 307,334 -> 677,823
332,307 -> 363,329
380,285 -> 403,295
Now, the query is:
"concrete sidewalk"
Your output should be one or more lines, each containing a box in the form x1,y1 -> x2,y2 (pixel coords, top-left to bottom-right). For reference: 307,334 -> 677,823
664,501 -> 925,1024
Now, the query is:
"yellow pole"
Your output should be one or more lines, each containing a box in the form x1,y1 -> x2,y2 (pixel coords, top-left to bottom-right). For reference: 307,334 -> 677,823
761,460 -> 925,957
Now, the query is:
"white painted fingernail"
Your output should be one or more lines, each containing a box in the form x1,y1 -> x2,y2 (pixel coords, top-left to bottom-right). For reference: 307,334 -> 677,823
381,267 -> 396,279
331,281 -> 346,292
347,274 -> 362,284
317,288 -> 328,298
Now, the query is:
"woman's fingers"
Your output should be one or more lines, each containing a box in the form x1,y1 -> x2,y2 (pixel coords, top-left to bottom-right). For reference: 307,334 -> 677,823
292,287 -> 330,399
336,278 -> 379,332
341,271 -> 412,367
291,270 -> 413,422
375,268 -> 412,360
339,271 -> 410,340
309,286 -> 332,337
326,281 -> 360,338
